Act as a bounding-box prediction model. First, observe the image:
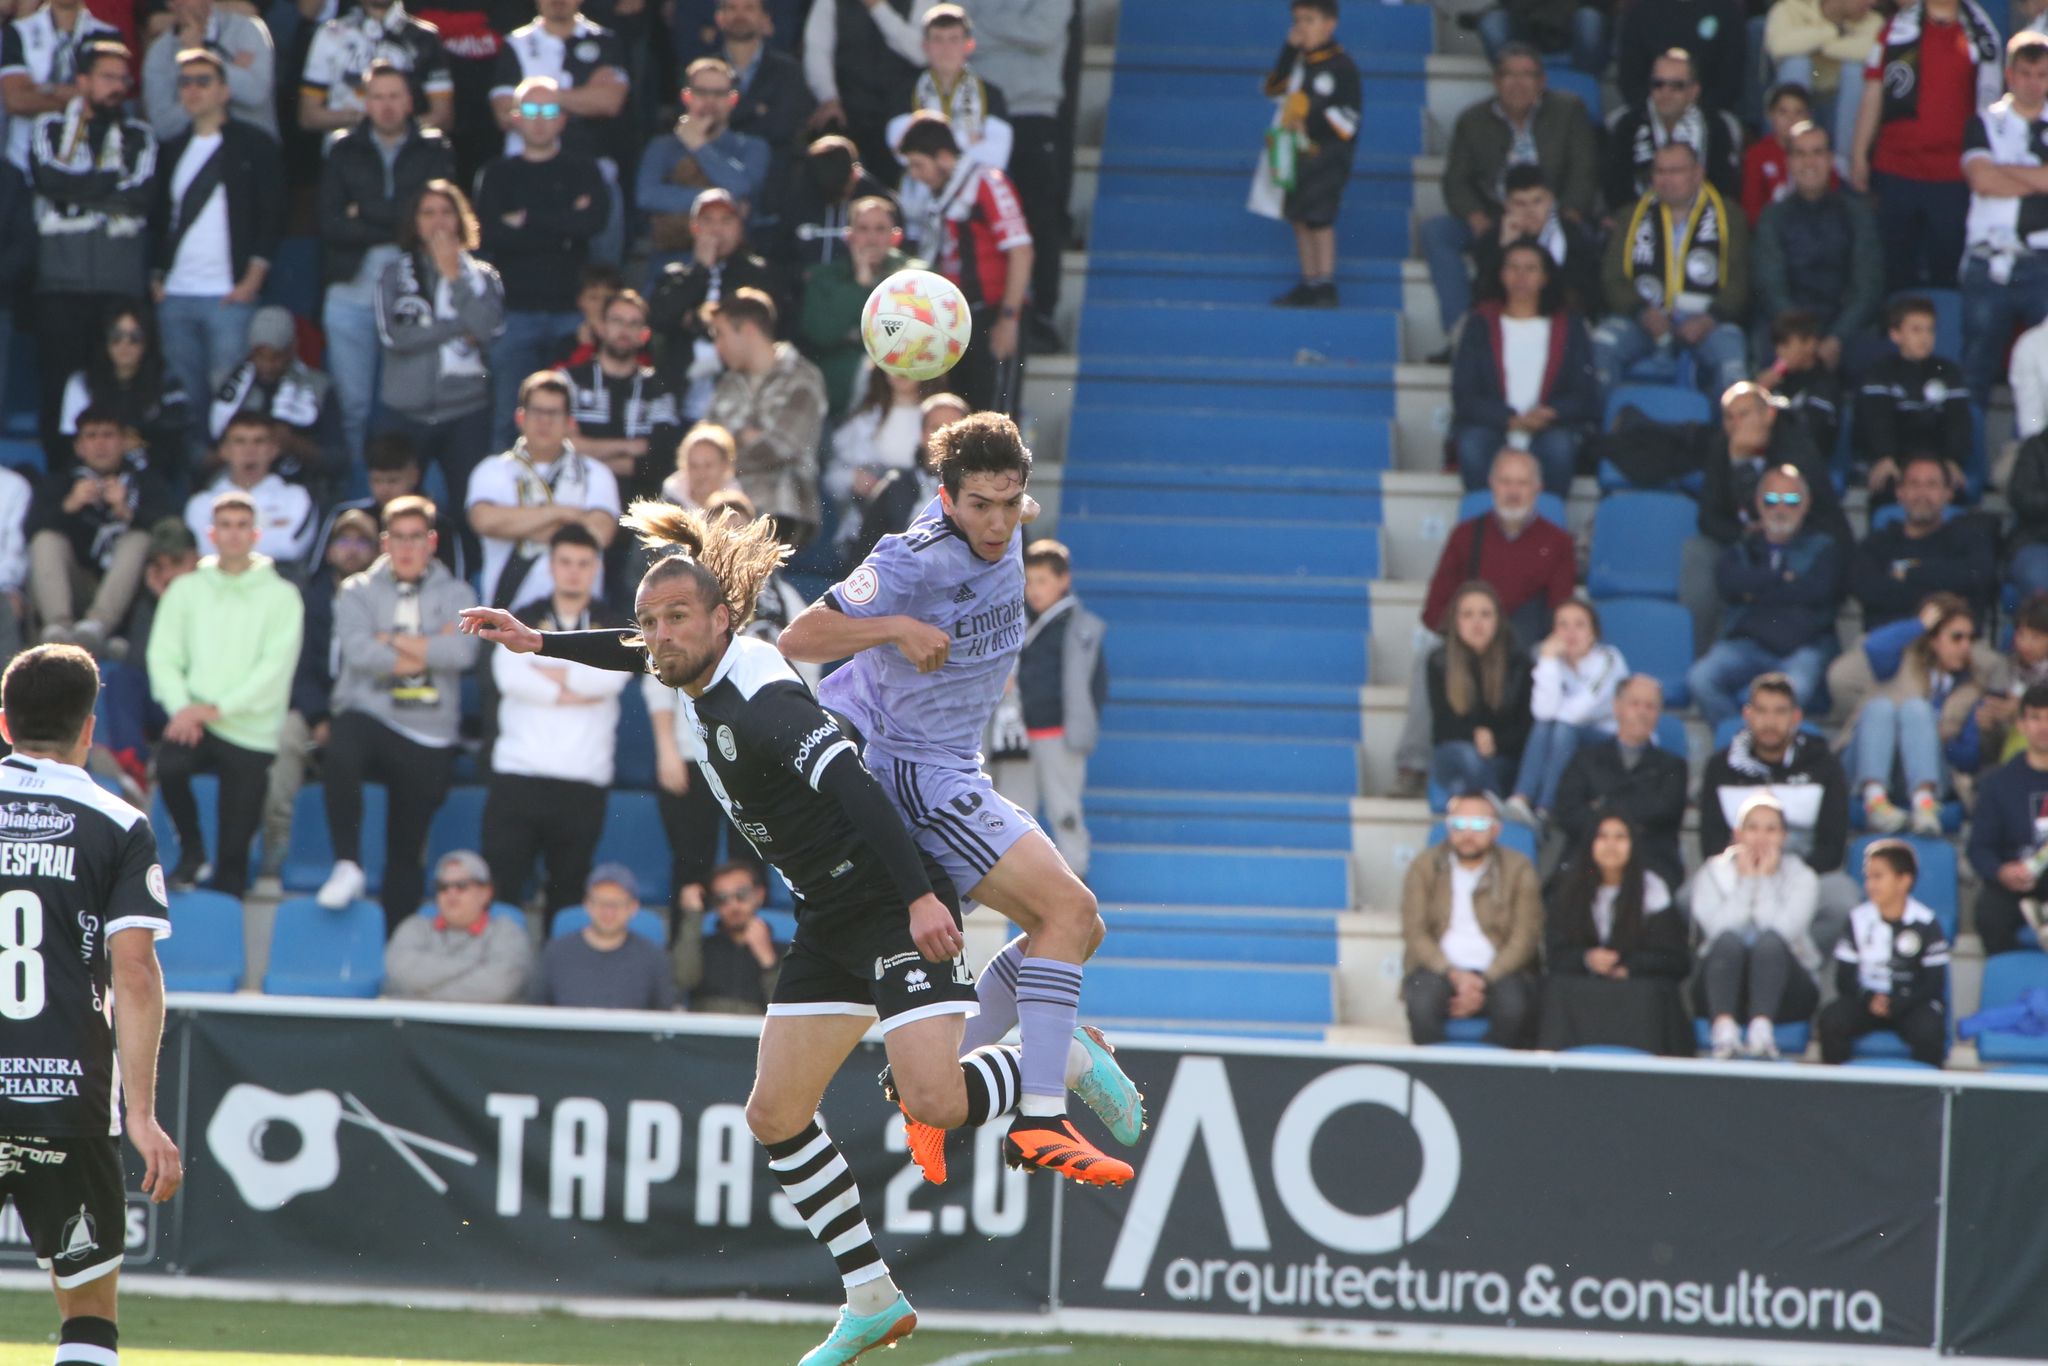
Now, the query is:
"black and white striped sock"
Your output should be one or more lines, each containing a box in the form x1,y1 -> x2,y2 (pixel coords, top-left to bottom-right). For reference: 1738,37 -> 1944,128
762,1116 -> 888,1291
960,1044 -> 1023,1125
56,1315 -> 117,1364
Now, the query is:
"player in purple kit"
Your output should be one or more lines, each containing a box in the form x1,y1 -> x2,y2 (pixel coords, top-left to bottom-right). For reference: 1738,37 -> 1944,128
779,412 -> 1141,1187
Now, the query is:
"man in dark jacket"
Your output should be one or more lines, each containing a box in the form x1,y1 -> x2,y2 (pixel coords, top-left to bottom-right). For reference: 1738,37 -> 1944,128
775,132 -> 895,272
648,188 -> 781,412
474,74 -> 610,450
1848,454 -> 1997,626
1689,465 -> 1843,725
1422,45 -> 1600,336
0,160 -> 33,426
28,39 -> 157,437
150,48 -> 284,459
1751,120 -> 1885,366
1682,381 -> 1847,652
1604,49 -> 1742,214
1554,674 -> 1689,889
1967,683 -> 2048,955
317,60 -> 456,461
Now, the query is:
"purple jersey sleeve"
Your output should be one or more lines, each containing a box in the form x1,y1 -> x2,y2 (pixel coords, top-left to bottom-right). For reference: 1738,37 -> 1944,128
827,532 -> 929,619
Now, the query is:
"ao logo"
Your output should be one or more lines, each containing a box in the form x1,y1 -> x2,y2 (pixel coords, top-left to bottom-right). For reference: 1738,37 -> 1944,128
1104,1060 -> 1460,1288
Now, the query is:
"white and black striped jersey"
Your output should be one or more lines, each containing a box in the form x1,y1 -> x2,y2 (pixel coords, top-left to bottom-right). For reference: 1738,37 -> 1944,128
1835,898 -> 1950,1008
535,632 -> 935,908
0,755 -> 168,1138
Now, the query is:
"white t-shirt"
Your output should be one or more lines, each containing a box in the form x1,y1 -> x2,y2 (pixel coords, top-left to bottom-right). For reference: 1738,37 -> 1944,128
164,132 -> 235,297
1440,861 -> 1495,974
492,639 -> 628,786
465,447 -> 621,609
1499,315 -> 1551,423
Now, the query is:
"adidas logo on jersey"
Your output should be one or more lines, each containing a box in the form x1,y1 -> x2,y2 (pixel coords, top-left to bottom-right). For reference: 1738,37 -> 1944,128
952,584 -> 976,603
905,968 -> 930,993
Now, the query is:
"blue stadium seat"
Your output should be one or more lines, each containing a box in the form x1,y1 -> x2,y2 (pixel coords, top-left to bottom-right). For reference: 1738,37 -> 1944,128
1693,1018 -> 1811,1056
0,437 -> 44,475
263,898 -> 385,998
1427,820 -> 1539,864
1598,385 -> 1713,491
261,236 -> 322,321
591,791 -> 672,906
614,683 -> 657,790
1441,1019 -> 1490,1043
1847,835 -> 1959,938
1454,489 -> 1568,530
1618,351 -> 1696,389
425,786 -> 487,872
1654,713 -> 1690,757
1969,953 -> 2048,1064
1596,598 -> 1694,707
1542,68 -> 1603,123
1587,492 -> 1693,600
158,890 -> 244,993
280,783 -> 389,893
551,906 -> 670,946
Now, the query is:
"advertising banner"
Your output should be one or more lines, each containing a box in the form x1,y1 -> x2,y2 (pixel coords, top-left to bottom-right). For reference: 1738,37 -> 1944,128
1939,1083 -> 2048,1358
170,1007 -> 1051,1309
1057,1049 -> 1943,1350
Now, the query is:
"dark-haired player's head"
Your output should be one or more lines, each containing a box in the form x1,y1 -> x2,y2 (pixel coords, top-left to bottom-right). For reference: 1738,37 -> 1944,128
1861,838 -> 1919,906
710,860 -> 766,932
0,645 -> 99,762
549,521 -> 602,602
365,432 -> 423,506
1740,672 -> 1801,758
897,111 -> 962,190
1023,539 -> 1071,614
1888,296 -> 1938,361
932,412 -> 1032,564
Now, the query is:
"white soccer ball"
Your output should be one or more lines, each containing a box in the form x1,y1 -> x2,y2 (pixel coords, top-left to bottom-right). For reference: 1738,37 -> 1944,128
861,268 -> 972,381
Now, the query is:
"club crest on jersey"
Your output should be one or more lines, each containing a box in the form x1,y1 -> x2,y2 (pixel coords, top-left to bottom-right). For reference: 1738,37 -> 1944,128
56,1204 -> 96,1261
147,864 -> 168,907
0,799 -> 75,842
716,725 -> 738,762
1896,928 -> 1923,958
841,566 -> 879,606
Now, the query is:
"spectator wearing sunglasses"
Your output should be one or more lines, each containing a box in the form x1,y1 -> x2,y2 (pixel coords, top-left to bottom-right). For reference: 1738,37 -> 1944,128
1829,592 -> 2002,836
384,850 -> 535,1001
1399,792 -> 1541,1047
1688,463 -> 1844,726
474,74 -> 609,451
673,860 -> 783,1014
1846,453 -> 1996,629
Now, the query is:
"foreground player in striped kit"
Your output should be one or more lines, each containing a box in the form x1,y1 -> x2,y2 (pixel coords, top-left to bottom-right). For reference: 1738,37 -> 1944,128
779,413 -> 1142,1188
462,505 -> 1034,1364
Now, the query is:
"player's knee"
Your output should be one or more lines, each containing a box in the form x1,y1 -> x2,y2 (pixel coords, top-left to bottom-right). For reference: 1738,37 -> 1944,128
1084,913 -> 1106,960
744,1094 -> 807,1146
1044,880 -> 1097,933
898,1074 -> 967,1131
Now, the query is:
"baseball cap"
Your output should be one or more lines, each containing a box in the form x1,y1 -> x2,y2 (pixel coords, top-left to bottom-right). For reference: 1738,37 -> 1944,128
691,187 -> 739,219
585,862 -> 640,900
247,306 -> 296,353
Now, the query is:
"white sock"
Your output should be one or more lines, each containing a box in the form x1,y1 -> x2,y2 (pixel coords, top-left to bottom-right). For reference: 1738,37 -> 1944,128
1063,1033 -> 1090,1088
846,1271 -> 900,1317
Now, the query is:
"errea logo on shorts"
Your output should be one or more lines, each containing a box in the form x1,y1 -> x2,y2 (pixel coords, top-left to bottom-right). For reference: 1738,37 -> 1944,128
904,969 -> 930,993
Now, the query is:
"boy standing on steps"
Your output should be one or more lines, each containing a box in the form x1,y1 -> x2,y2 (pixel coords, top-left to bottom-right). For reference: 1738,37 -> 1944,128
1265,0 -> 1360,308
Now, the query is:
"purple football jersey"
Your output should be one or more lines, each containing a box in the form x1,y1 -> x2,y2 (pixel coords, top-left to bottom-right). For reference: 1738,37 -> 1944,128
817,498 -> 1025,770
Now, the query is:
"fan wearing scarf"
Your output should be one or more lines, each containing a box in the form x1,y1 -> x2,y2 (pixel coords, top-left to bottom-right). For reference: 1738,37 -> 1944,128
26,39 -> 157,431
886,5 -> 1012,262
1850,0 -> 2003,290
1593,141 -> 1749,397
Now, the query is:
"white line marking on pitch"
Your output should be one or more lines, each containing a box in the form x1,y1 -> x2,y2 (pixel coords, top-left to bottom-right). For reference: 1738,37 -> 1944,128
925,1347 -> 1075,1366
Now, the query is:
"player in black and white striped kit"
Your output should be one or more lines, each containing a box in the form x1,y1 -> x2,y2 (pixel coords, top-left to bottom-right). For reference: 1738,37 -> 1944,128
0,645 -> 182,1366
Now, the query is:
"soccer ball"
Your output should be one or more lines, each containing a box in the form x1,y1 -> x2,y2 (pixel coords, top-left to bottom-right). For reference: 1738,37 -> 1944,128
862,269 -> 972,381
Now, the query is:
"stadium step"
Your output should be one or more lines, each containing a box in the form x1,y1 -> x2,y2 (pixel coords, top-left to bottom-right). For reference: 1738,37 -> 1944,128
1083,269 -> 1405,308
1100,621 -> 1369,684
1057,513 -> 1381,579
1095,905 -> 1342,966
1113,1 -> 1431,56
1066,405 -> 1394,468
1093,733 -> 1361,798
1089,195 -> 1411,260
1077,569 -> 1373,629
1078,300 -> 1403,365
1073,360 -> 1401,417
1090,789 -> 1354,852
1060,462 -> 1381,522
1079,957 -> 1341,1025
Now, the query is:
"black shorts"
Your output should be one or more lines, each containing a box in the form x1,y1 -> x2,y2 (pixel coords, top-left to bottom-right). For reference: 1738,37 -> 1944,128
769,856 -> 979,1035
1284,144 -> 1352,229
0,1133 -> 125,1287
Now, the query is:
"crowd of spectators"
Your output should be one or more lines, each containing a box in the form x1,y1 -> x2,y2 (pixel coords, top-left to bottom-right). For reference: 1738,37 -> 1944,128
1395,0 -> 2048,1062
0,0 -> 1095,1011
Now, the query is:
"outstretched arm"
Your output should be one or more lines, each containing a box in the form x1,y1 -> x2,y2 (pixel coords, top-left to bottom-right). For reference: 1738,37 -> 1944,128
777,600 -> 950,671
457,607 -> 646,675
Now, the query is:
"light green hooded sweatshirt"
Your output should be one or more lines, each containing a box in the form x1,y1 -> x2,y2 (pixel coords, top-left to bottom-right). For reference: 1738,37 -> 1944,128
146,553 -> 305,754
